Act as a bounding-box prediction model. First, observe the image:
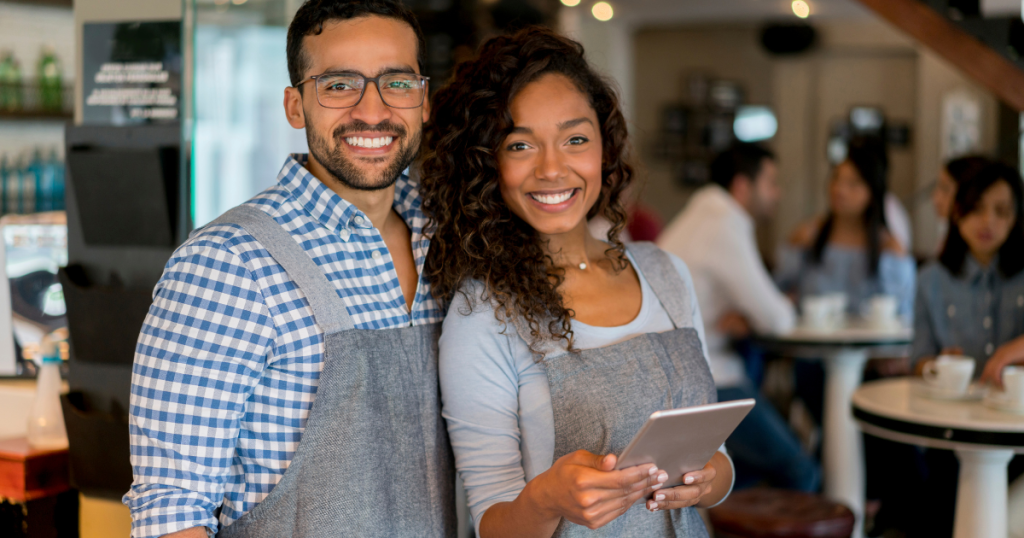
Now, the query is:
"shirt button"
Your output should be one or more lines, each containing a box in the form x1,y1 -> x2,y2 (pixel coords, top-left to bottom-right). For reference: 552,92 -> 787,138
985,343 -> 994,355
983,317 -> 992,329
353,215 -> 365,226
371,250 -> 381,260
947,305 -> 956,318
339,228 -> 351,241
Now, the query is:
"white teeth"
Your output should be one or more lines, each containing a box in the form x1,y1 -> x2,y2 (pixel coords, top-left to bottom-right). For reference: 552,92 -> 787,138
529,190 -> 575,205
344,136 -> 394,148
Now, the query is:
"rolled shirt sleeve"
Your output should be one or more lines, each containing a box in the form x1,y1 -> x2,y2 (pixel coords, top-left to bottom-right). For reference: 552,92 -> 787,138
125,239 -> 275,538
706,224 -> 796,336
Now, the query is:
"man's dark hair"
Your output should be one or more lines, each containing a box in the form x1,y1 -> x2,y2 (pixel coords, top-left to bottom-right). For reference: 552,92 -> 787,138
286,0 -> 426,88
709,143 -> 776,190
940,161 -> 1024,278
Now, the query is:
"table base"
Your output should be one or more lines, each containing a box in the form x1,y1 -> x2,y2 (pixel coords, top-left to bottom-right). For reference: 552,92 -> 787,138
822,349 -> 868,538
953,448 -> 1014,538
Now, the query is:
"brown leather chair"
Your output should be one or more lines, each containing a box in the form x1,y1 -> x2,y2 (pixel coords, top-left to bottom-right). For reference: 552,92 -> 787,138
708,488 -> 855,538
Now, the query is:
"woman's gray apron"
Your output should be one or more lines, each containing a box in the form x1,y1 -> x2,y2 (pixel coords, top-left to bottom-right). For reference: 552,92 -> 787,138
211,205 -> 456,538
515,242 -> 716,538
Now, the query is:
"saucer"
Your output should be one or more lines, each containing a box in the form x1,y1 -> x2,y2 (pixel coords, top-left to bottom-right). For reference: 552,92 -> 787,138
910,380 -> 984,401
982,392 -> 1024,415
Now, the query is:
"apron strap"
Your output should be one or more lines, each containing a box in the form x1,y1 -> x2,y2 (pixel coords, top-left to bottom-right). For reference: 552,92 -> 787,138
209,205 -> 356,333
625,242 -> 693,330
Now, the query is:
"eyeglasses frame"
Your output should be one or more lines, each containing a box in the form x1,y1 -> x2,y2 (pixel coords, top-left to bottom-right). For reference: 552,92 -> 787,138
295,71 -> 430,110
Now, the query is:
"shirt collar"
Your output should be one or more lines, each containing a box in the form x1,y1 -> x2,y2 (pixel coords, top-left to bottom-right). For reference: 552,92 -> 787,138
276,153 -> 423,237
964,253 -> 998,285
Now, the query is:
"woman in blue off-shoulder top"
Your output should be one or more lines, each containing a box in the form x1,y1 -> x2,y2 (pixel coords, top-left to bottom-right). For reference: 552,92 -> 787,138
776,136 -> 916,320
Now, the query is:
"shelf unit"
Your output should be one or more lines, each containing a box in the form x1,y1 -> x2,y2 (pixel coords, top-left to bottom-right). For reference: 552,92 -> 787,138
0,0 -> 72,7
0,110 -> 71,122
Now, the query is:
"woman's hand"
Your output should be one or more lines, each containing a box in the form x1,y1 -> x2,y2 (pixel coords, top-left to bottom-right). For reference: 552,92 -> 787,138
646,451 -> 733,511
980,336 -> 1024,387
482,450 -> 668,537
534,450 -> 667,530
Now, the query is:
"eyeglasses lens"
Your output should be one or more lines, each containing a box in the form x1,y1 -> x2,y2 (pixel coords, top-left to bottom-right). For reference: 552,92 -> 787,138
315,74 -> 425,109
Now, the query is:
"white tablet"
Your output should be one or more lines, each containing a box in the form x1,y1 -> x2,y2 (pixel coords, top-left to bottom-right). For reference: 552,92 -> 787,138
615,399 -> 755,488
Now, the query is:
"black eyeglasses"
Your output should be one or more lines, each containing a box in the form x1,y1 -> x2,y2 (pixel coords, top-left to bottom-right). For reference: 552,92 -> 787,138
295,72 -> 430,109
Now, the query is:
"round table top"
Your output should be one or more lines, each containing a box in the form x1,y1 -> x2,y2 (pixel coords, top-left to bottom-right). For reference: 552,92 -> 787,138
763,320 -> 912,346
756,320 -> 912,358
853,378 -> 1024,451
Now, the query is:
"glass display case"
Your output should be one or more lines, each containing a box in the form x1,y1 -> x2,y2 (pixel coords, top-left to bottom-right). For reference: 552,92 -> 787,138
186,0 -> 309,228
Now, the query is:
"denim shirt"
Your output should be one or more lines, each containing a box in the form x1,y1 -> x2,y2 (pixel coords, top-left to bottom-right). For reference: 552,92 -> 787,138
912,256 -> 1024,374
776,244 -> 917,318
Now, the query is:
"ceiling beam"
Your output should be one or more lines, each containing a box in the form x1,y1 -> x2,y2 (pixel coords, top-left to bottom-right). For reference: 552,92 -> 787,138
855,0 -> 1024,111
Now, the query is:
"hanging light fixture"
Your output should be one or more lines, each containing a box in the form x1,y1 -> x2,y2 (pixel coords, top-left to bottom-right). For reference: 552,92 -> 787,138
592,1 -> 613,21
792,0 -> 810,19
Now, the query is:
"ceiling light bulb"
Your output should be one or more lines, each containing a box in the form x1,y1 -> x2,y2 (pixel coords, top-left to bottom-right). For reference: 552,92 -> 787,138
561,0 -> 581,6
792,0 -> 810,18
592,1 -> 614,21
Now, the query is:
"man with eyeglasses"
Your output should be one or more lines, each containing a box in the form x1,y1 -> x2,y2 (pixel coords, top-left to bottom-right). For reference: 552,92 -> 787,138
123,2 -> 455,537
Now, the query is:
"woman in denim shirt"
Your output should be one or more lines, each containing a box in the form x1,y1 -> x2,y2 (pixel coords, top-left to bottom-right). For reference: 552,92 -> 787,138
777,137 -> 916,319
914,161 -> 1024,379
912,161 -> 1024,538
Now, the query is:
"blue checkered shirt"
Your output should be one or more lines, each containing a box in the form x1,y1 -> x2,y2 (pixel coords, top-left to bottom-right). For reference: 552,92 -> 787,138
123,154 -> 443,537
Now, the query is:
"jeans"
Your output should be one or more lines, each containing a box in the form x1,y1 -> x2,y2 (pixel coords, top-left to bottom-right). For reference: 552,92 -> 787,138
718,384 -> 821,492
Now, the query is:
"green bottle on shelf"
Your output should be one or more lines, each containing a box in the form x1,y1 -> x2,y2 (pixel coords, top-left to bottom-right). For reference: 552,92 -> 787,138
38,46 -> 62,112
0,50 -> 23,112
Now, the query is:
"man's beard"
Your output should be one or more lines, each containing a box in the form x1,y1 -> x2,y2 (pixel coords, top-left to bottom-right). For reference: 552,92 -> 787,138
306,119 -> 421,191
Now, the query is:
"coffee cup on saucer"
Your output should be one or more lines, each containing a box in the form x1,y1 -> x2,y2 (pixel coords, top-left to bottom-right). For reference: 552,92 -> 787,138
1001,366 -> 1024,407
802,296 -> 831,330
866,295 -> 898,330
802,293 -> 846,331
923,355 -> 975,397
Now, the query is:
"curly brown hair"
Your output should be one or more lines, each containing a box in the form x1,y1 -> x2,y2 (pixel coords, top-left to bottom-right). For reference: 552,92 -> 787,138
420,26 -> 636,355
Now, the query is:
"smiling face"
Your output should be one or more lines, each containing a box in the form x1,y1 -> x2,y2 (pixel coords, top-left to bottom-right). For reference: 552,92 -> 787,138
497,73 -> 603,237
285,15 -> 429,191
829,160 -> 873,219
956,180 -> 1017,262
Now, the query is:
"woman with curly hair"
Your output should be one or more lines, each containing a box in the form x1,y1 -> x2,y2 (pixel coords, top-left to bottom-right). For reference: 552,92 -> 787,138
421,27 -> 733,537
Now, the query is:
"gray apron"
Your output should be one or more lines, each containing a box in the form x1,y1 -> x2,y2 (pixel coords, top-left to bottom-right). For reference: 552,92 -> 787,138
515,242 -> 716,538
211,205 -> 457,538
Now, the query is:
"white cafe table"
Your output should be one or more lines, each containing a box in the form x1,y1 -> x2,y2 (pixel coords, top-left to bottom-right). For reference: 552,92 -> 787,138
853,378 -> 1024,538
757,322 -> 912,538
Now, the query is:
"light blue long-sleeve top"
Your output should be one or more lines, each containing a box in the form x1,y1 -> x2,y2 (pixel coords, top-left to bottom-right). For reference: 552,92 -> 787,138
439,252 -> 729,536
776,243 -> 916,319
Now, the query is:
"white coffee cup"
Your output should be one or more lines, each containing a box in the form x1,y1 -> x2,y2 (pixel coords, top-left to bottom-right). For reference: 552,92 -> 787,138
1002,366 -> 1024,406
802,296 -> 834,330
867,295 -> 898,329
826,293 -> 848,326
924,355 -> 975,396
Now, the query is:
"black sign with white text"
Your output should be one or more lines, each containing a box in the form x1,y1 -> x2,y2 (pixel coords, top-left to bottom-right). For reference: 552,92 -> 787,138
82,21 -> 182,125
